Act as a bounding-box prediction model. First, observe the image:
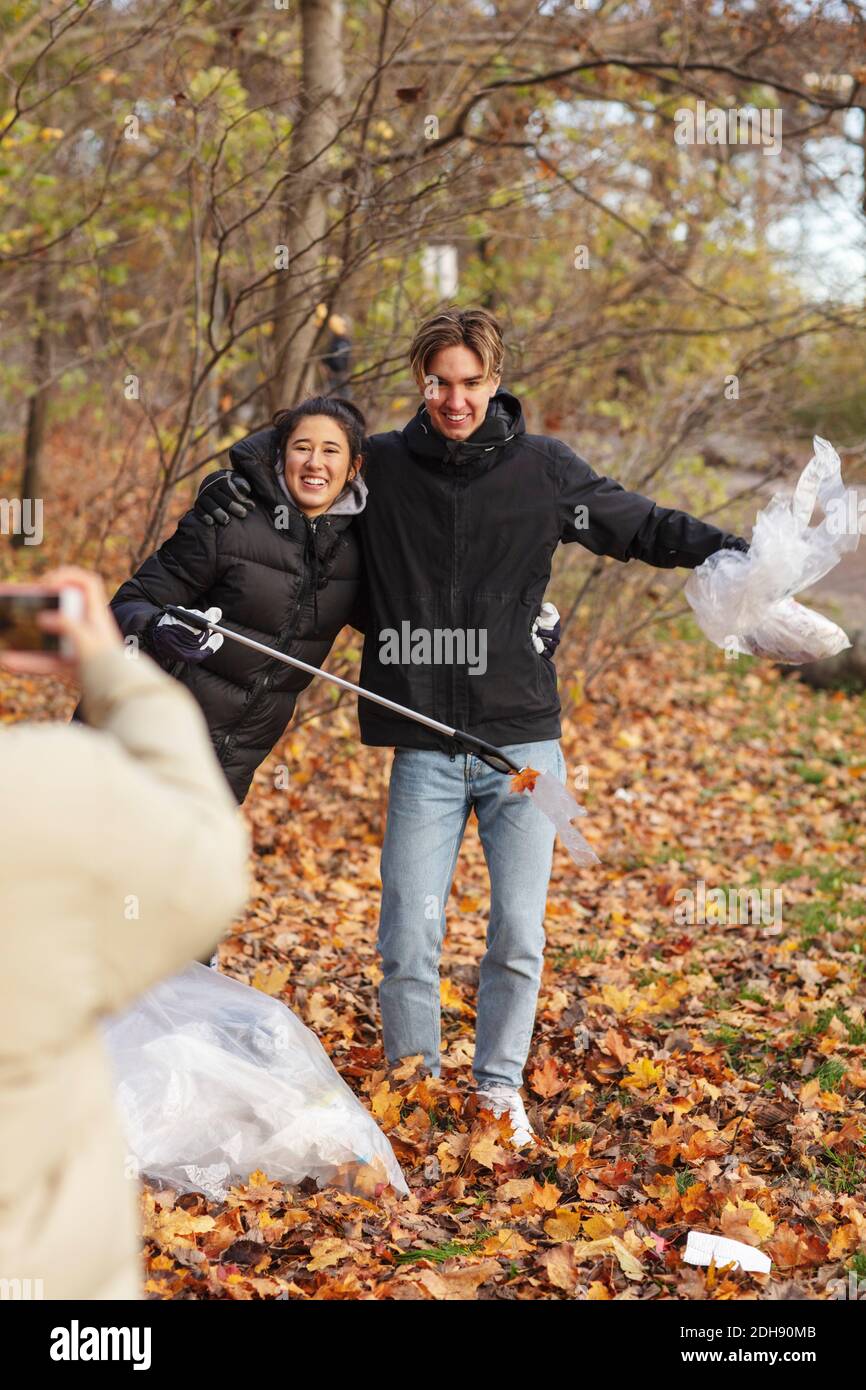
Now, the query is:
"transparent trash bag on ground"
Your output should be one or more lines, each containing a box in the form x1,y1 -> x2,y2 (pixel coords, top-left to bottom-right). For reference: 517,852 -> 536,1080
685,436 -> 859,663
102,962 -> 409,1201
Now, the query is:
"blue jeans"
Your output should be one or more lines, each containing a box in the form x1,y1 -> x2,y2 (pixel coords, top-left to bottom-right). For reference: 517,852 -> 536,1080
376,739 -> 565,1089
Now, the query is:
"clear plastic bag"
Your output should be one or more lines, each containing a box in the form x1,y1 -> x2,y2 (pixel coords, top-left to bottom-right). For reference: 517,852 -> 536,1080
685,436 -> 859,663
524,771 -> 600,867
102,963 -> 409,1201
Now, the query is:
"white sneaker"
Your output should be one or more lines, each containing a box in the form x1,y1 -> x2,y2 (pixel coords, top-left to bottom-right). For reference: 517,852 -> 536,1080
475,1083 -> 537,1148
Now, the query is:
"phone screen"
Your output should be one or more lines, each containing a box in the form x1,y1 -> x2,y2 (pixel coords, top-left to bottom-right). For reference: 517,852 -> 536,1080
0,593 -> 61,652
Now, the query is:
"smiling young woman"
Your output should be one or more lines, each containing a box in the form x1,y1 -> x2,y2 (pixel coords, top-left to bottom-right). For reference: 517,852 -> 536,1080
79,396 -> 370,807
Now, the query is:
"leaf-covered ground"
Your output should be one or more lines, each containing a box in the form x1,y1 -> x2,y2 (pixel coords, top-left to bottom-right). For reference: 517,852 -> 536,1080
5,624 -> 865,1300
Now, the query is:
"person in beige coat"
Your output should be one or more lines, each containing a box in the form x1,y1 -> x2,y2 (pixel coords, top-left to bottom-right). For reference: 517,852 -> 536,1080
0,566 -> 250,1300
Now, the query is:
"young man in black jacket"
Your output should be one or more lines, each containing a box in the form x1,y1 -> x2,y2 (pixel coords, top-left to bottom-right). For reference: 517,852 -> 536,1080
196,306 -> 749,1146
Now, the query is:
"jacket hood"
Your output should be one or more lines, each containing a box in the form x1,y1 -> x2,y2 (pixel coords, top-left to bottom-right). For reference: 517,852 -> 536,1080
228,425 -> 367,516
402,388 -> 525,469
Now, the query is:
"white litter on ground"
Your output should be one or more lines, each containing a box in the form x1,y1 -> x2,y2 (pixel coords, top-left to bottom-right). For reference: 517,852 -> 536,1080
683,1230 -> 772,1274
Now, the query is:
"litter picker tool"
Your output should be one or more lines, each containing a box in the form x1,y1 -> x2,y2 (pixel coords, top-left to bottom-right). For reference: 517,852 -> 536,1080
163,604 -> 600,867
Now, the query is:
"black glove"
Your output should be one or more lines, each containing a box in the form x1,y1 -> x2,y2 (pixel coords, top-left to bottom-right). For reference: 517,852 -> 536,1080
719,535 -> 751,554
145,607 -> 225,664
531,602 -> 562,658
195,471 -> 256,527
540,619 -> 561,657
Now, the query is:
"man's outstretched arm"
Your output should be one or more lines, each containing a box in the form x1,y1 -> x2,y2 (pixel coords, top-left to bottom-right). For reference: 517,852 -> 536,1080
621,504 -> 750,568
556,442 -> 749,567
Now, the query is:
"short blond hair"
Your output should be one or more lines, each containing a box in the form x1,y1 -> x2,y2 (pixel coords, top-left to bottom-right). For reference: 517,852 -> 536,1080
409,306 -> 504,388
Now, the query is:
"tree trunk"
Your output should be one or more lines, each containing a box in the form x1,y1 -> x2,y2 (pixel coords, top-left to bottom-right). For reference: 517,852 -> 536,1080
268,0 -> 344,415
14,258 -> 51,548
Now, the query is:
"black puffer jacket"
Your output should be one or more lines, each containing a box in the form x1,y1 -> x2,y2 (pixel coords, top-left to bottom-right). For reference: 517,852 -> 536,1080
354,388 -> 748,750
107,427 -> 366,803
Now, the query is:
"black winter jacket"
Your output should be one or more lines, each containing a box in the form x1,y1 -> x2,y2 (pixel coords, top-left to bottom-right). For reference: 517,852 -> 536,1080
353,389 -> 748,751
106,427 -> 365,803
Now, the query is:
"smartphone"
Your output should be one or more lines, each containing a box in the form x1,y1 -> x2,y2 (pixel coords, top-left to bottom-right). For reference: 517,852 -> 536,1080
0,584 -> 85,657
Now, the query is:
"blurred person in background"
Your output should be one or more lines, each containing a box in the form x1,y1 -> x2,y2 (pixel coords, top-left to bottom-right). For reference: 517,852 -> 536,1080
0,566 -> 249,1299
321,312 -> 353,398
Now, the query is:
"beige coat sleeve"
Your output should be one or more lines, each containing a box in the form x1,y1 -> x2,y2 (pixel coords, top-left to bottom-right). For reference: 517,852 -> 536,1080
67,643 -> 250,1010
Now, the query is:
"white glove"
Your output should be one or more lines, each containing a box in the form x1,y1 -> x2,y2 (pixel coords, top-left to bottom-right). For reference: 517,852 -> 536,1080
156,605 -> 224,655
531,601 -> 561,654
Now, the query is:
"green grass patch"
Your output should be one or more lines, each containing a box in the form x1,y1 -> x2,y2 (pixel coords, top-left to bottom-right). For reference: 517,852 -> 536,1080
814,1059 -> 847,1092
804,1143 -> 866,1196
393,1227 -> 498,1264
648,843 -> 688,865
739,986 -> 767,1004
705,1022 -> 775,1079
792,762 -> 827,784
